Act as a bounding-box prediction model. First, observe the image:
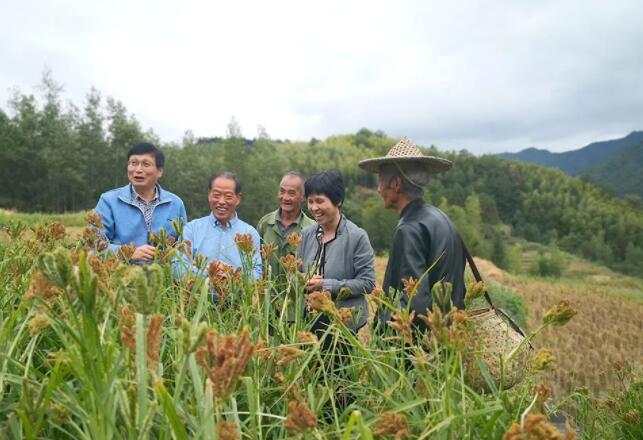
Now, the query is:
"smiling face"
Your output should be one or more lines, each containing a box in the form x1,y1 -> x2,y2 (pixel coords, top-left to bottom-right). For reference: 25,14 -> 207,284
278,175 -> 304,215
208,177 -> 241,224
127,153 -> 163,191
307,193 -> 340,228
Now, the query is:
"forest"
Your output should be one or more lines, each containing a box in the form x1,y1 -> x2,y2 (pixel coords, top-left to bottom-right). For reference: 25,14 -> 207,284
1,74 -> 642,277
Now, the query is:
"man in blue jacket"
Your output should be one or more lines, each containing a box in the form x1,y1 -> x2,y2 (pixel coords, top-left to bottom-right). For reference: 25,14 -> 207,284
95,142 -> 187,261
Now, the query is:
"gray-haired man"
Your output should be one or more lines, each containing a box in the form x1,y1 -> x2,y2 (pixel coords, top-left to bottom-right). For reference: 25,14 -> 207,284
358,137 -> 466,331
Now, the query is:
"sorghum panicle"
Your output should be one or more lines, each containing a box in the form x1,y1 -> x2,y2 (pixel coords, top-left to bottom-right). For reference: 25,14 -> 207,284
402,276 -> 419,299
373,411 -> 410,439
195,328 -> 255,399
260,242 -> 277,261
388,310 -> 415,344
532,349 -> 556,372
283,398 -> 317,433
286,232 -> 302,248
542,300 -> 577,327
234,233 -> 255,256
146,314 -> 163,370
216,421 -> 240,440
503,413 -> 574,440
119,305 -> 136,351
280,254 -> 301,274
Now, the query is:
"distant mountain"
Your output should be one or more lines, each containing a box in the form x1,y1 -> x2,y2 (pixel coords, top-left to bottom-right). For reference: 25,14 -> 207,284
581,142 -> 643,198
497,131 -> 643,198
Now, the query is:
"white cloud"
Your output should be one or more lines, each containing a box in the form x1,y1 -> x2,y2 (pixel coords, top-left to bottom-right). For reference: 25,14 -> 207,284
1,0 -> 641,153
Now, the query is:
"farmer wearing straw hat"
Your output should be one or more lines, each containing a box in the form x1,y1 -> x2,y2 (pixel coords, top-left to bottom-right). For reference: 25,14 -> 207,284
358,137 -> 466,332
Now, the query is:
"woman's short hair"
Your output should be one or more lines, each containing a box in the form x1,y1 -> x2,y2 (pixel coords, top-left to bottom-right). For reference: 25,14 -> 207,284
304,170 -> 345,206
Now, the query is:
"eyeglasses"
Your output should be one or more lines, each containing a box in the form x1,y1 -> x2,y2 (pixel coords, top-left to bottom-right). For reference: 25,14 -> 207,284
128,160 -> 155,170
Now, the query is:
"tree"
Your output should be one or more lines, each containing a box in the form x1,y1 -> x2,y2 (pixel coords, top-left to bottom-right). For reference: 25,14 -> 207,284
226,116 -> 242,139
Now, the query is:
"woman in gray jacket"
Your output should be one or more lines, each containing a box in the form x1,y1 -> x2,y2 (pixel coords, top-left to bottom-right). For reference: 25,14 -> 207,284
298,170 -> 376,333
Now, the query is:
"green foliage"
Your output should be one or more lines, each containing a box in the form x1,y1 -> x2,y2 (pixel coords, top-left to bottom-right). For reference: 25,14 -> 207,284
0,221 -> 592,439
504,244 -> 523,273
569,380 -> 643,440
581,142 -> 643,199
531,249 -> 567,278
1,73 -> 642,277
352,193 -> 398,255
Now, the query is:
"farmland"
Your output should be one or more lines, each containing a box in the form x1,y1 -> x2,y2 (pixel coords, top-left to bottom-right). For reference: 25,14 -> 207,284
0,213 -> 641,439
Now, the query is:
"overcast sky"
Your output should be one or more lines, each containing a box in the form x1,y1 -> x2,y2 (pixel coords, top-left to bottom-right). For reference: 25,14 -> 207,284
1,0 -> 641,153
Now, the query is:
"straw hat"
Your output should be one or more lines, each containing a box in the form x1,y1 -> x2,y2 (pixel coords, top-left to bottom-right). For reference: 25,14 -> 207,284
358,137 -> 452,184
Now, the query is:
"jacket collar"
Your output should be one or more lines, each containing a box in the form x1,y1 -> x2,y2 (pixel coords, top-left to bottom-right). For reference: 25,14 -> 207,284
117,184 -> 171,206
315,213 -> 346,240
130,184 -> 160,203
400,198 -> 424,220
209,212 -> 239,230
266,208 -> 307,227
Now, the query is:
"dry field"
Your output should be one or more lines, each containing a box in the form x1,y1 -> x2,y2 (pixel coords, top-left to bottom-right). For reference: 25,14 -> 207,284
373,254 -> 643,396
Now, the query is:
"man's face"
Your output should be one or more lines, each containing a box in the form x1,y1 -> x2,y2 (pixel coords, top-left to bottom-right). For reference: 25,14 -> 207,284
208,177 -> 241,224
377,173 -> 398,209
127,153 -> 163,190
278,175 -> 304,215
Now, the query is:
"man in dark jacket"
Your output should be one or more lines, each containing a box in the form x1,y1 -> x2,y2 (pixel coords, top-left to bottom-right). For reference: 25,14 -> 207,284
358,137 -> 466,331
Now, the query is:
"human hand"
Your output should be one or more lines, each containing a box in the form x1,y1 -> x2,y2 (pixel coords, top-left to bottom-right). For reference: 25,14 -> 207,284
132,244 -> 156,261
305,274 -> 324,293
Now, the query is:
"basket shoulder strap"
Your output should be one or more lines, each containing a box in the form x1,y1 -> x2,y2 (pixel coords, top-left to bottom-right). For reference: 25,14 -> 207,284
460,237 -> 530,340
460,238 -> 494,309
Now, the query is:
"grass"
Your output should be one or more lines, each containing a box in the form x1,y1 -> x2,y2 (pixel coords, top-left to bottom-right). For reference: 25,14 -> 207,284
0,209 -> 87,228
0,212 -> 640,438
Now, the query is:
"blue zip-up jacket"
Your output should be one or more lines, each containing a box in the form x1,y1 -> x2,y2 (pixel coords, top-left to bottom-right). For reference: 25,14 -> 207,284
95,184 -> 187,253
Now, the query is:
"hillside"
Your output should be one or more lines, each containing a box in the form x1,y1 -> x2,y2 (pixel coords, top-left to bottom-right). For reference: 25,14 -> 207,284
581,142 -> 643,198
2,81 -> 642,278
497,131 -> 643,175
497,131 -> 643,198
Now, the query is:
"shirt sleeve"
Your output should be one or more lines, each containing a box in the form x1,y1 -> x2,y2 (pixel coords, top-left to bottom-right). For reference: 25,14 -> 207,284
250,228 -> 263,280
322,230 -> 376,299
95,195 -> 121,253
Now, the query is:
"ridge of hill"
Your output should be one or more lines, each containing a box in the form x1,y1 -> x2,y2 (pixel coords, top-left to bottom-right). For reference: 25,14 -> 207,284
497,131 -> 643,198
580,142 -> 643,198
497,131 -> 643,175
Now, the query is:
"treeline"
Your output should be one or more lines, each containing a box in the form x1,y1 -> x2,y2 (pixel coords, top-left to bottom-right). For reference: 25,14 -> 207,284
1,75 -> 642,276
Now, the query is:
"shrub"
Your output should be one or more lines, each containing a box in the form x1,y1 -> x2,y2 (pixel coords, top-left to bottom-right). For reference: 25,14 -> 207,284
530,249 -> 566,278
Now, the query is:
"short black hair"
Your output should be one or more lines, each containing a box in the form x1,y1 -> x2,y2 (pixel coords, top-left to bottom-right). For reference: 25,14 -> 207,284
209,171 -> 242,194
127,142 -> 165,169
304,170 -> 345,206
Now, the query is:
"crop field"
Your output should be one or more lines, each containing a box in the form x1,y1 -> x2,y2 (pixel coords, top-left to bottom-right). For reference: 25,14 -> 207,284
471,257 -> 643,394
0,215 -> 640,439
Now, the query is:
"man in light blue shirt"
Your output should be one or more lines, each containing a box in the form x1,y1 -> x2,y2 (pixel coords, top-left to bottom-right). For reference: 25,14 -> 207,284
178,171 -> 262,280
